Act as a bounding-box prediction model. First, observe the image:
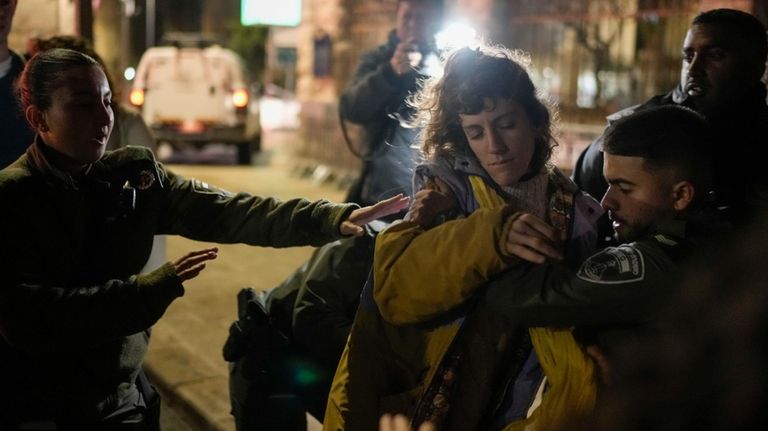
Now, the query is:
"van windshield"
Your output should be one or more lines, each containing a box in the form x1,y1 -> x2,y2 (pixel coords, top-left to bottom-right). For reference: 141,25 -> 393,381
145,50 -> 238,89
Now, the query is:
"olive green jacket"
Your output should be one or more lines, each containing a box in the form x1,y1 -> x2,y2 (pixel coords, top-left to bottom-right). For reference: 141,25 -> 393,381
0,141 -> 356,422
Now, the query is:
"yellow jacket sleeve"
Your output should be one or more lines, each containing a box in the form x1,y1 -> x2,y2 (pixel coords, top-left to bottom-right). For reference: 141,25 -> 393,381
373,206 -> 519,325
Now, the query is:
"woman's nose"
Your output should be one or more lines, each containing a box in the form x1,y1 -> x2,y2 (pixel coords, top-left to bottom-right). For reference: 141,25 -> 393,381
487,130 -> 507,153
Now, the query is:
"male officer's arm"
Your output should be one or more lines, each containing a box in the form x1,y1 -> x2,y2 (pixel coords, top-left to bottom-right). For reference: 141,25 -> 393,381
482,240 -> 676,327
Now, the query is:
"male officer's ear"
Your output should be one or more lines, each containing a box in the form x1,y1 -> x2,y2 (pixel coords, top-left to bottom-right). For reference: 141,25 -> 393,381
671,180 -> 695,211
25,106 -> 48,133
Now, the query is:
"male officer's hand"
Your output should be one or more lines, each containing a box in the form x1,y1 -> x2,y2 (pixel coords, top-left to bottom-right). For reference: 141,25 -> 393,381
173,247 -> 218,281
505,213 -> 563,264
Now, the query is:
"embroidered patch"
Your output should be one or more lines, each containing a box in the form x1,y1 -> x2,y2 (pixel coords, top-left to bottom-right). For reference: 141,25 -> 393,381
192,179 -> 210,191
576,246 -> 645,284
192,179 -> 233,197
134,170 -> 155,190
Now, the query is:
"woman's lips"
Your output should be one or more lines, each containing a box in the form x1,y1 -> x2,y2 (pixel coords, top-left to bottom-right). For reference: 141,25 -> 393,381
490,158 -> 514,167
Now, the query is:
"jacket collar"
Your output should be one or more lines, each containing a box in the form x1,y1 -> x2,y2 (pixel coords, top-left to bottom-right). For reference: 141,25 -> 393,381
26,135 -> 104,190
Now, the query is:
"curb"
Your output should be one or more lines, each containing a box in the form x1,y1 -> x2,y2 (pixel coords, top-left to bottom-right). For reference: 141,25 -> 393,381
144,320 -> 235,431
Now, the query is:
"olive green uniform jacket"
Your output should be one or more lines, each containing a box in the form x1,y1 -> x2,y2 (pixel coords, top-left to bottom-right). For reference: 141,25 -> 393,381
0,140 -> 356,423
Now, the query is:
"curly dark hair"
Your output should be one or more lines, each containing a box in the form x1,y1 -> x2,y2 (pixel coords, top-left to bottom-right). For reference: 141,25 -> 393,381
412,44 -> 557,175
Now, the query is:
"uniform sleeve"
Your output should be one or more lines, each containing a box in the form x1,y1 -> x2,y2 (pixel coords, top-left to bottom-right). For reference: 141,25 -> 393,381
291,235 -> 372,367
0,261 -> 183,354
339,48 -> 417,125
373,207 -> 518,325
483,242 -> 674,326
157,165 -> 357,247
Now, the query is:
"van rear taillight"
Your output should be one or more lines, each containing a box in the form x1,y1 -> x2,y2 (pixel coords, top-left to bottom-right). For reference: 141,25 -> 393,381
232,89 -> 249,109
129,88 -> 145,107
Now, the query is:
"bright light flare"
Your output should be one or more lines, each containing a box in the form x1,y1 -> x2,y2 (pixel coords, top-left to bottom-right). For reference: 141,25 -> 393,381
232,88 -> 249,109
129,88 -> 144,107
124,67 -> 136,81
435,22 -> 477,51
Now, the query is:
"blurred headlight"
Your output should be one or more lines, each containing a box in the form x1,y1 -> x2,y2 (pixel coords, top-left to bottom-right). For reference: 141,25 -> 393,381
129,88 -> 145,107
232,88 -> 249,109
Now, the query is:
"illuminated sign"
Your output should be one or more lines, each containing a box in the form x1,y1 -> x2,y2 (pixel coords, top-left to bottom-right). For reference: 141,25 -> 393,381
241,0 -> 302,26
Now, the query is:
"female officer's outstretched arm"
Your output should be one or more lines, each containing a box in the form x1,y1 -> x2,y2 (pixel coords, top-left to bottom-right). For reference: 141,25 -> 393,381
153,157 -> 408,247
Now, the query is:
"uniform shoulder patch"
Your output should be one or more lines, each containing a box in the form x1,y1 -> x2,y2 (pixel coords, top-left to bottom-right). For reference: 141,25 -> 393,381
577,245 -> 645,284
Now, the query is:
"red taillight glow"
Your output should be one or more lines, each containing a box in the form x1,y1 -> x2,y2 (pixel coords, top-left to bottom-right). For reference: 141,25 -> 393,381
129,88 -> 145,107
232,89 -> 249,109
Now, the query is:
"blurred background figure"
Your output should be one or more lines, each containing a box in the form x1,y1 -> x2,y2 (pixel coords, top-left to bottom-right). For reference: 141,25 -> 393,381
0,0 -> 34,169
339,0 -> 442,217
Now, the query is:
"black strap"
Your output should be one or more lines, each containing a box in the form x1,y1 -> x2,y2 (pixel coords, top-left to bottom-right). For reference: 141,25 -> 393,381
135,368 -> 159,408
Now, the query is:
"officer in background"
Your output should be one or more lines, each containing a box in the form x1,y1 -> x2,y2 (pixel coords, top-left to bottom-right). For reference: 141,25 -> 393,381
340,0 -> 442,214
0,0 -> 34,168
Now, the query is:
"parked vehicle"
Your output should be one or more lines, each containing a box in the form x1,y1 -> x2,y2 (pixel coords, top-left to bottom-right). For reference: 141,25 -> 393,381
129,42 -> 260,164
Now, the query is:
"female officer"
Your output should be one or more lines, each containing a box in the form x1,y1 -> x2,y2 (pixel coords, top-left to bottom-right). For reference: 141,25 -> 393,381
0,48 -> 407,430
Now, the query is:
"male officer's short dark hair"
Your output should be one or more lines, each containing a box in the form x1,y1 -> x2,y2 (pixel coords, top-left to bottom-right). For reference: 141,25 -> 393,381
601,105 -> 715,193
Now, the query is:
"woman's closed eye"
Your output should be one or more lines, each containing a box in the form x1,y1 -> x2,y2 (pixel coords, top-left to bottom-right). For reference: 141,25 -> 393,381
464,126 -> 484,140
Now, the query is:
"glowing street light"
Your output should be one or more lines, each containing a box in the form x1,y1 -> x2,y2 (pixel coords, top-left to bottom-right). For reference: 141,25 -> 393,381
435,22 -> 477,51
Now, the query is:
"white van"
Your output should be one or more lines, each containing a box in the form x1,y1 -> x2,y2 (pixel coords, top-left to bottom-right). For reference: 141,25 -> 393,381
129,44 -> 260,164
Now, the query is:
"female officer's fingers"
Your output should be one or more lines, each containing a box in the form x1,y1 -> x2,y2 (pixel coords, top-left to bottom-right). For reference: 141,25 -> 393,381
178,263 -> 207,282
344,194 -> 410,231
174,247 -> 218,266
176,251 -> 217,271
175,249 -> 218,272
339,221 -> 365,237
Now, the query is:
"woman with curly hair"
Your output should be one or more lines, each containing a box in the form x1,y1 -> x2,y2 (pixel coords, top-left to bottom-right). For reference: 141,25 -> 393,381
325,44 -> 602,431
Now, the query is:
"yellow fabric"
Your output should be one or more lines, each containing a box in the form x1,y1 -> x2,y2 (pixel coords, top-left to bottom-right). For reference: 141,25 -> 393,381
468,176 -> 597,431
373,207 -> 516,325
323,298 -> 461,431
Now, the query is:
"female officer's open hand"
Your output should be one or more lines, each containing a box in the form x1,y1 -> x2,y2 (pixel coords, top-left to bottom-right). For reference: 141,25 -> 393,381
340,194 -> 410,236
174,247 -> 219,282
